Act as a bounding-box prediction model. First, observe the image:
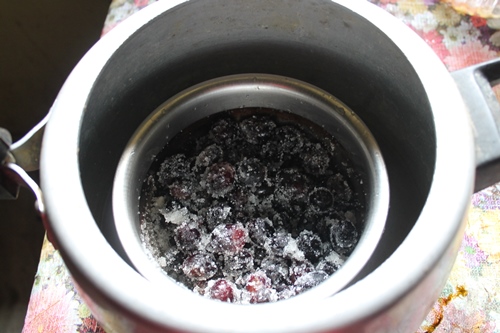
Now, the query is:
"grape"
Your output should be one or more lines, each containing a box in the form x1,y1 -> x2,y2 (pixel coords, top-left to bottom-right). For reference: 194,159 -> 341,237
296,230 -> 323,264
208,223 -> 248,255
158,153 -> 191,185
207,279 -> 238,302
252,246 -> 268,267
236,157 -> 267,188
316,259 -> 340,275
228,187 -> 250,213
273,125 -> 305,155
182,253 -> 218,281
268,231 -> 291,257
274,168 -> 310,212
169,180 -> 194,201
289,260 -> 315,284
260,257 -> 290,287
300,142 -> 330,175
309,187 -> 334,211
205,204 -> 232,231
327,173 -> 353,203
209,118 -> 240,145
203,162 -> 236,198
244,270 -> 275,304
247,217 -> 274,246
223,249 -> 254,277
239,116 -> 276,144
300,209 -> 330,240
330,220 -> 359,256
174,221 -> 202,253
196,144 -> 223,169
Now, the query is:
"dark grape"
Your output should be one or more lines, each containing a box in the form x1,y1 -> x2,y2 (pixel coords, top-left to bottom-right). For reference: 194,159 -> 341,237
208,223 -> 248,255
268,231 -> 290,256
205,204 -> 232,231
239,116 -> 276,144
223,249 -> 254,277
274,168 -> 310,212
300,142 -> 330,175
309,187 -> 334,211
330,220 -> 359,256
296,230 -> 323,264
236,157 -> 267,188
260,257 -> 290,287
209,118 -> 240,145
182,253 -> 218,281
195,144 -> 223,169
174,221 -> 202,253
158,153 -> 191,185
203,162 -> 236,198
273,125 -> 305,155
169,180 -> 194,201
316,258 -> 340,275
247,217 -> 274,246
327,173 -> 353,203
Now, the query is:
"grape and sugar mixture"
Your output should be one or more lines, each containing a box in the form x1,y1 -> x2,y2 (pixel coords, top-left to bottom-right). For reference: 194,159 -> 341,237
139,108 -> 365,304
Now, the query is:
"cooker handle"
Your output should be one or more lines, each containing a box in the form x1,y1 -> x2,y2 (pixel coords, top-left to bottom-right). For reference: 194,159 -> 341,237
0,114 -> 47,204
0,115 -> 58,246
451,58 -> 500,192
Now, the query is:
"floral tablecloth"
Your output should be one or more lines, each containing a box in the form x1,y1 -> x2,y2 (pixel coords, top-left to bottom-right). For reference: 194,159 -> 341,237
22,0 -> 500,332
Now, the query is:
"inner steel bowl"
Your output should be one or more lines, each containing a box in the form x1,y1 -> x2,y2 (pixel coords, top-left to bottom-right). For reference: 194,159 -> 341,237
113,73 -> 389,302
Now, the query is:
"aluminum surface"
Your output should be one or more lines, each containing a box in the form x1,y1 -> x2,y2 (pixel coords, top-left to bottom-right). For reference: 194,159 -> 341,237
40,0 -> 475,332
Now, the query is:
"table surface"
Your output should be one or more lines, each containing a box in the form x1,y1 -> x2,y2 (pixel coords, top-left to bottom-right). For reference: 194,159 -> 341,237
21,1 -> 500,332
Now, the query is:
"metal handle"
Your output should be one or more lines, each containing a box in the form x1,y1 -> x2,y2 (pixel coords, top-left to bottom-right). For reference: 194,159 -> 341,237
0,115 -> 58,246
0,114 -> 48,202
451,58 -> 500,192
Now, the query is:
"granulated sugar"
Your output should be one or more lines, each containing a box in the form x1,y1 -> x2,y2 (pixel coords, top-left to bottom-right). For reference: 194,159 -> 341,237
139,109 -> 365,304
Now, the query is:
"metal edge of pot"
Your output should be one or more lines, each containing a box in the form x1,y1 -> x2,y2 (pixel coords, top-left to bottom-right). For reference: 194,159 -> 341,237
40,0 -> 476,332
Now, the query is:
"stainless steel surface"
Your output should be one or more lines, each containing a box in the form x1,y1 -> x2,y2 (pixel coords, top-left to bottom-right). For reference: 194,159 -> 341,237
1,163 -> 44,215
452,58 -> 500,191
0,129 -> 19,199
10,114 -> 49,173
113,73 -> 389,302
0,115 -> 48,200
0,128 -> 13,164
38,0 -> 478,332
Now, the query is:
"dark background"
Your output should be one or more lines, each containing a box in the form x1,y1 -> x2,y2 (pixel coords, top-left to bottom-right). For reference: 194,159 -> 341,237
0,1 -> 110,331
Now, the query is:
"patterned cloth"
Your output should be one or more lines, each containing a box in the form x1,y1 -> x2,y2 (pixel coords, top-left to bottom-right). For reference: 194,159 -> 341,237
22,1 -> 500,332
